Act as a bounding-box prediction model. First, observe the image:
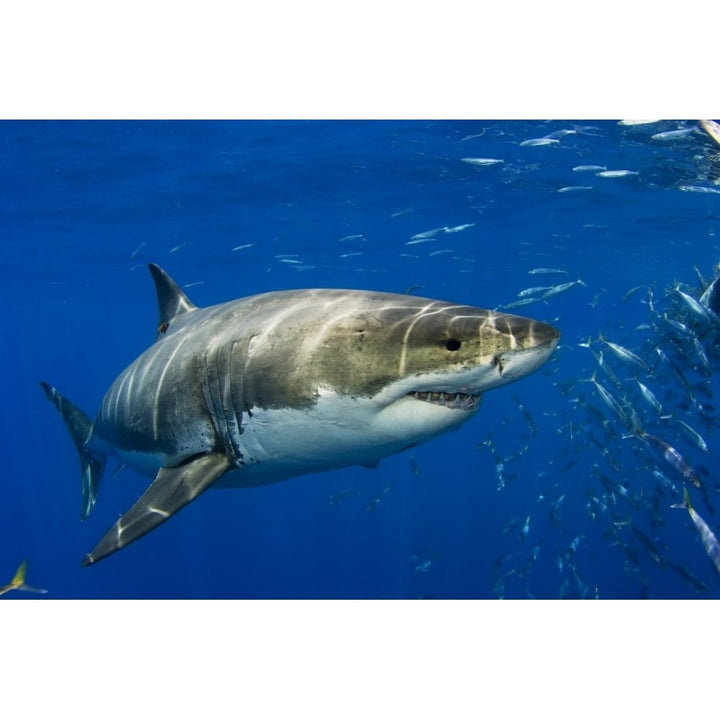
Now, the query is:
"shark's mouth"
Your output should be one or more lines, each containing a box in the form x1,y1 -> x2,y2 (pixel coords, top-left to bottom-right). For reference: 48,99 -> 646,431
407,391 -> 482,411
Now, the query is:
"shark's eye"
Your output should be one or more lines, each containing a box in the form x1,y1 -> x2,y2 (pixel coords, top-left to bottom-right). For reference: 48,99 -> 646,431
445,339 -> 462,351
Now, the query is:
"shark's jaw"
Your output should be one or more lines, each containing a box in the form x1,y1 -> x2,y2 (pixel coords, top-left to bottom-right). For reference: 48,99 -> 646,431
393,336 -> 559,414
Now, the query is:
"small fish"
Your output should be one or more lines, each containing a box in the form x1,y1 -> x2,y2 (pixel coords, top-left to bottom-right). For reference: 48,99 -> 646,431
587,371 -> 628,422
543,129 -> 578,140
635,427 -> 702,488
652,469 -> 677,492
596,170 -> 639,178
673,285 -> 714,322
691,337 -> 711,374
557,186 -> 593,193
445,223 -> 475,233
520,515 -> 531,540
592,349 -> 621,387
676,419 -> 708,453
514,396 -> 537,437
678,185 -> 720,195
410,227 -> 448,240
0,560 -> 47,597
328,488 -> 358,506
231,243 -> 255,251
655,347 -> 690,390
618,119 -> 661,126
519,138 -> 560,147
569,536 -> 583,553
130,242 -> 146,259
337,234 -> 365,242
572,165 -> 607,173
365,486 -> 391,511
650,127 -> 697,141
501,296 -> 544,309
622,285 -> 645,303
673,488 -> 720,575
630,526 -> 666,568
663,313 -> 692,336
517,285 -> 553,298
668,562 -> 709,593
635,379 -> 662,415
461,157 -> 504,166
169,242 -> 188,254
528,267 -> 568,276
598,332 -> 647,370
541,278 -> 587,299
405,237 -> 437,246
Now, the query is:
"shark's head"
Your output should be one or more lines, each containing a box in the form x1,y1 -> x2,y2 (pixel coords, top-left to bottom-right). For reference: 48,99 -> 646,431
317,294 -> 560,442
241,290 -> 560,455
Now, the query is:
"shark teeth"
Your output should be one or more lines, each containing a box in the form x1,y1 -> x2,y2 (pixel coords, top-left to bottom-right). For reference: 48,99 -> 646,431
407,391 -> 481,411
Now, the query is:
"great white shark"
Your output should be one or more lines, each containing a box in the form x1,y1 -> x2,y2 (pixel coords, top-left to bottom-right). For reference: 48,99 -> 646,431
41,264 -> 560,566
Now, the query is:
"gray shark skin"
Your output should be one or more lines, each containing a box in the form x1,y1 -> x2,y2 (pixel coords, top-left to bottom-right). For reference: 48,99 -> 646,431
41,264 -> 560,566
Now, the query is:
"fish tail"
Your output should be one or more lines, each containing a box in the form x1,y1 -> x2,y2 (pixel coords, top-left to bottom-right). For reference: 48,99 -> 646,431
630,411 -> 644,436
40,382 -> 106,519
9,559 -> 27,587
672,488 -> 693,512
682,487 -> 693,511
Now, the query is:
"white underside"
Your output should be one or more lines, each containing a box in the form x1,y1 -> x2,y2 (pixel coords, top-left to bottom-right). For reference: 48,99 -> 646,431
109,388 -> 477,488
216,389 -> 477,487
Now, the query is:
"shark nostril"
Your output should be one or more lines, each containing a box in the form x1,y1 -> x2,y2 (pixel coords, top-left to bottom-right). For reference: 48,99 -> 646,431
492,355 -> 505,375
445,339 -> 462,351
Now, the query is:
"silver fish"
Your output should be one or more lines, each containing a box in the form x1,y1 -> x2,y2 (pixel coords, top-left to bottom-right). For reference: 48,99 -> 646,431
572,165 -> 607,173
596,170 -> 639,178
679,185 -> 720,195
517,285 -> 553,298
676,419 -> 708,453
650,127 -> 697,141
541,279 -> 586,298
635,379 -> 662,415
673,489 -> 720,575
598,333 -> 647,370
520,138 -> 560,147
587,372 -> 627,422
461,157 -> 504,166
636,429 -> 702,488
528,268 -> 568,276
673,286 -> 714,322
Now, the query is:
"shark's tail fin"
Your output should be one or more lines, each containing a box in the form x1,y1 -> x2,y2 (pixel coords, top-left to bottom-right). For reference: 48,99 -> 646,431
40,382 -> 105,519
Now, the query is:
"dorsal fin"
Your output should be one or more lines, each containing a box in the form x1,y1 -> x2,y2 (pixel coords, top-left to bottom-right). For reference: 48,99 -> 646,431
148,263 -> 197,338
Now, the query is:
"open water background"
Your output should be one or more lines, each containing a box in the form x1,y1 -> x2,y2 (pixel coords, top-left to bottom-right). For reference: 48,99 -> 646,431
2,119 -> 720,599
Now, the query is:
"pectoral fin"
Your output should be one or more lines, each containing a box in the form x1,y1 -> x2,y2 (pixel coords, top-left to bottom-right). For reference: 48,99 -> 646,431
82,452 -> 232,566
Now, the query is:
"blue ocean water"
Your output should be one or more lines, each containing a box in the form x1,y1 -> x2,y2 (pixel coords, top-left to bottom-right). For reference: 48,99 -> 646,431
2,119 -> 720,599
